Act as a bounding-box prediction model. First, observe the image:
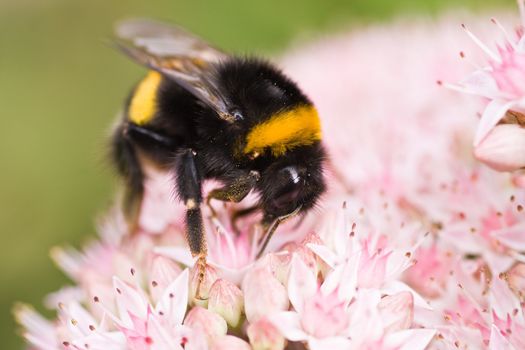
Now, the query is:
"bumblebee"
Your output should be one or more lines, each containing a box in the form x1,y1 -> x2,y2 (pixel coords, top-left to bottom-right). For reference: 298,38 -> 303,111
110,19 -> 326,294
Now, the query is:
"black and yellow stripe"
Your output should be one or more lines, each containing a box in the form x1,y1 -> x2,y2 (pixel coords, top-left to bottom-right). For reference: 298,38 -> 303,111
128,70 -> 163,125
243,104 -> 322,157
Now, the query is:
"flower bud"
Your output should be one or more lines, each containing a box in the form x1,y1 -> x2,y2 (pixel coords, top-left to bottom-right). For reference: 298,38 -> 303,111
148,255 -> 182,303
243,266 -> 289,322
378,291 -> 414,334
189,264 -> 218,307
211,335 -> 251,350
247,316 -> 286,350
290,243 -> 319,278
208,279 -> 244,328
184,306 -> 227,344
474,124 -> 525,172
512,171 -> 525,188
261,253 -> 291,285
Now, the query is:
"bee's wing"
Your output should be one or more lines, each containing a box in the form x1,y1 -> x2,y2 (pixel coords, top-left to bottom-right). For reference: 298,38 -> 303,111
114,18 -> 236,122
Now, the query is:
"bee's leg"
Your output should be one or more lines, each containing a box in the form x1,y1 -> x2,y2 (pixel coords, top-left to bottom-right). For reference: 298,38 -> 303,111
256,206 -> 302,258
115,122 -> 181,232
206,170 -> 260,217
174,149 -> 207,300
111,124 -> 144,232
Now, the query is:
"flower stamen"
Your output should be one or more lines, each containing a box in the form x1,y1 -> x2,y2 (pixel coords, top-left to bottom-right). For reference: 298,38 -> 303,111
461,23 -> 502,63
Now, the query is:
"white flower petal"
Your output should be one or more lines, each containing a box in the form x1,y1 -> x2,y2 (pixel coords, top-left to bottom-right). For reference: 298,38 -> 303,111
208,261 -> 252,285
491,222 -> 525,251
384,329 -> 436,350
50,246 -> 83,280
517,34 -> 525,52
155,269 -> 189,326
381,281 -> 432,310
148,315 -> 184,350
288,255 -> 317,314
44,286 -> 84,309
336,252 -> 360,302
489,325 -> 516,350
474,99 -> 518,146
269,311 -> 309,341
489,276 -> 521,320
14,304 -> 57,350
321,264 -> 344,296
62,302 -> 99,338
112,276 -> 148,327
308,336 -> 352,350
154,246 -> 195,267
307,243 -> 338,267
460,69 -> 500,99
71,331 -> 127,350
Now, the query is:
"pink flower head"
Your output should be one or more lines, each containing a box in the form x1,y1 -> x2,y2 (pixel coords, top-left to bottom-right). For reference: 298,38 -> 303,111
271,256 -> 434,350
270,256 -> 353,348
16,11 -> 525,350
491,44 -> 525,98
447,6 -> 525,174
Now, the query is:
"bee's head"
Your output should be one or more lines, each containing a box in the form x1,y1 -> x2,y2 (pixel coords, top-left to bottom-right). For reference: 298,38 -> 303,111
215,57 -> 326,217
255,144 -> 326,219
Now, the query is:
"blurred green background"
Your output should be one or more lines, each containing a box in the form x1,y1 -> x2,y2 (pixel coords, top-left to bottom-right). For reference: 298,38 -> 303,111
0,0 -> 513,348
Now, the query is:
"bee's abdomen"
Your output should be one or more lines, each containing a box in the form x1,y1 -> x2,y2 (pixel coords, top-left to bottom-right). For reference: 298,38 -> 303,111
128,70 -> 163,125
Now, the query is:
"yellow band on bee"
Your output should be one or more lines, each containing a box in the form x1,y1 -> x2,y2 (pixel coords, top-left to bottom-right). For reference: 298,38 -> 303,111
129,71 -> 162,125
244,105 -> 321,156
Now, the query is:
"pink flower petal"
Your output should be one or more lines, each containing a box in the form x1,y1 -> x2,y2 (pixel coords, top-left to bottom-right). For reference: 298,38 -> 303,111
288,255 -> 317,314
113,277 -> 149,327
460,70 -> 501,99
71,331 -> 127,350
474,99 -> 519,146
14,304 -> 58,350
491,222 -> 525,251
308,336 -> 352,350
184,307 -> 227,343
149,255 -> 183,303
208,279 -> 244,327
489,277 -> 521,320
154,269 -> 189,326
154,246 -> 195,267
384,329 -> 436,350
474,124 -> 525,171
489,325 -> 516,350
382,281 -> 433,310
243,266 -> 289,322
211,335 -> 251,350
270,311 -> 308,342
334,253 -> 360,302
378,292 -> 414,333
307,243 -> 337,268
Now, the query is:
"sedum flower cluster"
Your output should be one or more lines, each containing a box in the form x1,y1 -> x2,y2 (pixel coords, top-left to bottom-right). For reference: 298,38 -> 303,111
15,9 -> 525,350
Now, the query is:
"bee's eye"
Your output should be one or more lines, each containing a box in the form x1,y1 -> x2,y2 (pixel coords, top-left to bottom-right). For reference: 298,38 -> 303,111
271,166 -> 302,210
272,185 -> 301,211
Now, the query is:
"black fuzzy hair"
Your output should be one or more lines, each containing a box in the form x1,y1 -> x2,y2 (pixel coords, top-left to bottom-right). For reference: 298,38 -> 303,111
214,57 -> 312,127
